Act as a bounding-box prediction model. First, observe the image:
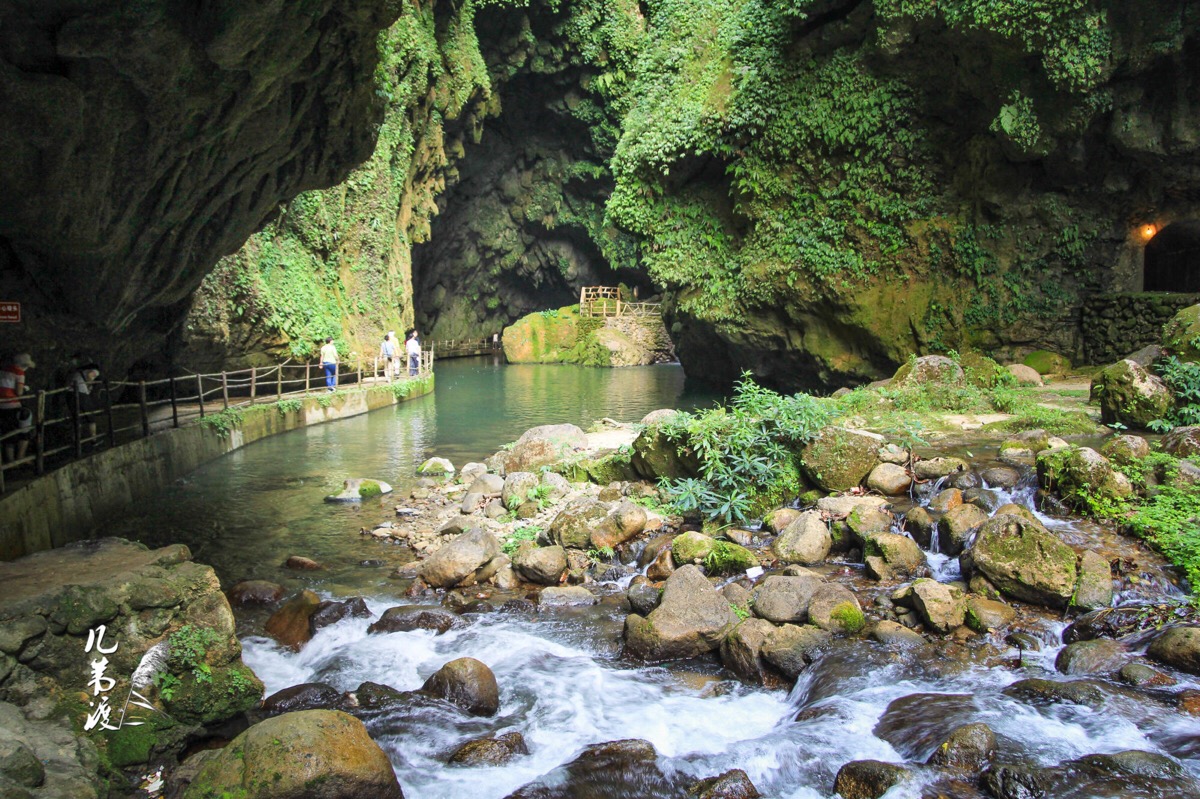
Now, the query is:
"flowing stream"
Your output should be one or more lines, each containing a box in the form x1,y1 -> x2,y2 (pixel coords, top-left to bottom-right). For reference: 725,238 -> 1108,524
109,358 -> 1200,798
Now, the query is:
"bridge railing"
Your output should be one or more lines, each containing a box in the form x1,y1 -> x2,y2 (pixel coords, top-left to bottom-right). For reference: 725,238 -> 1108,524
0,351 -> 434,495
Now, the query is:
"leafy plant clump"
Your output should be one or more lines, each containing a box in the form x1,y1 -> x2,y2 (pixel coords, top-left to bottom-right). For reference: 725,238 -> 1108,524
1149,355 -> 1200,432
1125,456 -> 1200,592
199,407 -> 244,437
502,526 -> 541,556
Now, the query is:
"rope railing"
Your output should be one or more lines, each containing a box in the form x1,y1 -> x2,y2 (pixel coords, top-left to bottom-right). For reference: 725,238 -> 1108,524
0,351 -> 434,495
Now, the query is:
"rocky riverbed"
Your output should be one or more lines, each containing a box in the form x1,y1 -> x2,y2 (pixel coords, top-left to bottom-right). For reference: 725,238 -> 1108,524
3,394 -> 1200,799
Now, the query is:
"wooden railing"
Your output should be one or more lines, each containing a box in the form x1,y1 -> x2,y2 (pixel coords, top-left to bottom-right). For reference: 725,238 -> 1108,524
427,338 -> 502,358
579,286 -> 661,318
0,351 -> 434,494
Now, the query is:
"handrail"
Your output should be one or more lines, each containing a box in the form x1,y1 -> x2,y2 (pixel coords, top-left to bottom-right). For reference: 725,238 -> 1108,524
0,351 -> 434,494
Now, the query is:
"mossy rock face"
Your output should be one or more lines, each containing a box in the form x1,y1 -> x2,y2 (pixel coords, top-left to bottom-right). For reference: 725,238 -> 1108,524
165,662 -> 264,726
968,514 -> 1078,609
703,541 -> 757,575
1036,446 -> 1130,508
892,355 -> 964,387
103,711 -> 195,768
630,425 -> 700,481
1023,350 -> 1072,375
958,351 -> 1010,388
1162,304 -> 1200,362
801,427 -> 884,492
502,306 -> 580,363
1092,359 -> 1174,429
671,531 -> 716,565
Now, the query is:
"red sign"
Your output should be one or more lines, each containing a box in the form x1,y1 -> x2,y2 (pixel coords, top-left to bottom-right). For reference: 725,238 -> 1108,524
0,302 -> 18,323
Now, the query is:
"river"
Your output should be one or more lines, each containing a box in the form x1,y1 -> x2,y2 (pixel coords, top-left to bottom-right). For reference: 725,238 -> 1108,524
110,357 -> 1200,799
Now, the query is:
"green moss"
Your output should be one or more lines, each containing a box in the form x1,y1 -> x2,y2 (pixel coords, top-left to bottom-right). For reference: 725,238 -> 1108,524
1162,304 -> 1200,362
358,480 -> 383,498
703,541 -> 757,575
164,663 -> 263,726
671,531 -> 716,564
1023,350 -> 1072,375
829,602 -> 865,634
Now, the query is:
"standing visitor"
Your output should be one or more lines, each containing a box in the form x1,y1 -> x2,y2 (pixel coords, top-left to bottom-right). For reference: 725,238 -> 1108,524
0,353 -> 34,463
379,333 -> 396,381
406,330 -> 421,377
320,337 -> 339,392
67,363 -> 101,443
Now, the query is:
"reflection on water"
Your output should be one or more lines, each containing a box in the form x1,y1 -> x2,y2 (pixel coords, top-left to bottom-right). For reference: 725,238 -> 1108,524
109,357 -> 722,591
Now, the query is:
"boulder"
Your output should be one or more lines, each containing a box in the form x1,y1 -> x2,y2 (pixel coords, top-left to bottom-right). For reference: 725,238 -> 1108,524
964,597 -> 1015,633
1163,426 -> 1200,458
910,579 -> 966,634
540,471 -> 572,502
720,618 -> 778,684
1093,359 -> 1175,429
624,566 -> 737,661
460,462 -> 489,483
265,590 -> 322,650
866,463 -> 911,495
501,472 -> 540,509
1146,626 -> 1200,675
260,683 -> 345,716
324,478 -> 392,502
815,495 -> 889,518
628,582 -> 661,616
539,586 -> 599,606
760,624 -> 832,678
1074,550 -> 1113,611
862,533 -> 925,581
927,487 -> 963,514
512,545 -> 568,585
646,547 -> 675,581
912,457 -> 969,480
807,584 -> 864,634
833,760 -> 913,799
687,769 -> 762,799
926,723 -> 996,771
548,499 -> 610,550
448,731 -> 529,766
1055,639 -> 1130,676
421,658 -> 500,716
1162,302 -> 1200,361
367,607 -> 461,635
1100,435 -> 1151,466
846,505 -> 893,543
939,504 -> 988,556
870,620 -> 926,649
967,515 -> 1078,608
671,531 -> 717,564
1036,446 -> 1130,508
1022,350 -> 1071,375
226,580 -> 284,607
419,529 -> 501,588
591,501 -> 649,551
498,424 -> 588,473
310,597 -> 372,632
903,506 -> 935,548
641,409 -> 683,426
1005,364 -> 1043,386
630,425 -> 700,481
980,466 -> 1022,489
751,575 -> 821,624
284,555 -> 323,570
764,508 -> 802,534
418,457 -> 455,475
801,427 -> 884,491
894,355 -> 963,386
182,710 -> 403,799
772,512 -> 831,565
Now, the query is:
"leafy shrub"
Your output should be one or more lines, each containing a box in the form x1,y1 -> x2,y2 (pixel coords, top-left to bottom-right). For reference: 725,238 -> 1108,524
502,526 -> 540,556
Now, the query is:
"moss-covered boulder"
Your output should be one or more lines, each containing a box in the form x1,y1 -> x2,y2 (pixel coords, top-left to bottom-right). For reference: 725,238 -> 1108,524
324,478 -> 392,502
1091,359 -> 1175,429
183,710 -> 403,799
1099,434 -> 1151,466
892,355 -> 964,387
502,306 -> 580,363
966,515 -> 1078,608
670,531 -> 716,565
630,424 -> 700,481
1036,446 -> 1131,509
549,499 -> 611,550
801,427 -> 884,492
1023,350 -> 1071,375
1162,303 -> 1200,362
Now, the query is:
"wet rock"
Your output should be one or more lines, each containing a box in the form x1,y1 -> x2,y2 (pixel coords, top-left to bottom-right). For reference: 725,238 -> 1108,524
1093,360 -> 1174,430
284,555 -> 322,571
846,506 -> 893,543
1064,605 -> 1200,643
646,547 -> 675,581
1074,550 -> 1113,611
980,466 -> 1022,489
722,583 -> 752,615
513,545 -> 568,585
952,471 -> 981,491
801,427 -> 884,491
761,624 -> 832,678
870,620 -> 926,649
1146,626 -> 1200,675
627,583 -> 661,617
816,495 -> 890,518
502,739 -> 670,799
421,657 -> 500,716
351,681 -> 410,710
964,596 -> 1015,633
863,532 -> 925,581
624,566 -> 736,661
265,590 -> 322,650
183,710 -> 403,799
807,584 -> 864,634
0,736 -> 43,790
981,763 -> 1051,799
904,506 -> 936,548
967,514 -> 1077,608
751,575 -> 821,624
260,683 -> 345,716
1100,434 -> 1151,466
591,501 -> 649,550
419,529 -> 502,588
866,463 -> 911,495
928,487 -> 963,514
548,499 -> 610,550
720,618 -> 778,684
1118,663 -> 1176,688
1162,426 -> 1200,458
226,580 -> 284,607
448,731 -> 529,766
968,574 -> 1003,601
496,424 -> 588,473
325,478 -> 393,502
310,597 -> 372,632
939,504 -> 987,556
773,511 -> 832,565
764,508 -> 801,534
1037,445 -> 1131,507
913,457 -> 969,480
910,579 -> 966,634
672,531 -> 717,564
368,607 -> 461,635
833,760 -> 913,799
500,599 -> 538,616
875,693 -> 978,760
1056,639 -> 1130,676
1003,678 -> 1109,709
687,769 -> 761,799
927,722 -> 996,771
539,587 -> 598,606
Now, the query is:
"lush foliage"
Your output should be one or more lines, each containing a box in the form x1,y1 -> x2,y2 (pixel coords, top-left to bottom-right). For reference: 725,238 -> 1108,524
501,526 -> 541,556
1119,454 -> 1200,592
1150,355 -> 1200,432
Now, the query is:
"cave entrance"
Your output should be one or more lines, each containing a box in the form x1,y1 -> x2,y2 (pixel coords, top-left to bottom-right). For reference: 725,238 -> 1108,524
1144,220 -> 1200,293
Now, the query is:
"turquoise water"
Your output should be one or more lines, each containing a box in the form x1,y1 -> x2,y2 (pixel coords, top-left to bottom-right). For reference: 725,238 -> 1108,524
112,357 -> 721,590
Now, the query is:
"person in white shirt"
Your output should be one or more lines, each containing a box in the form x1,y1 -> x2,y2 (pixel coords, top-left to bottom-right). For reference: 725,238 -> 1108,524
319,337 -> 339,391
405,330 -> 421,376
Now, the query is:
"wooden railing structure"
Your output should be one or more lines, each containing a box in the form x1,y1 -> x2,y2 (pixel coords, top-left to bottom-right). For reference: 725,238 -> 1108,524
427,338 -> 503,359
0,351 -> 433,494
579,286 -> 661,319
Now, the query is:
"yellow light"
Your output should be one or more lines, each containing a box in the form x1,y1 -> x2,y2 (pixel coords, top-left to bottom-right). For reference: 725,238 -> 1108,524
1141,224 -> 1158,240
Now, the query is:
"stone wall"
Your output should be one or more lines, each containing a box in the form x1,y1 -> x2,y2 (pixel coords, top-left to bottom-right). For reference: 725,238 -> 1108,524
603,316 -> 675,365
1081,293 -> 1200,365
0,381 -> 433,561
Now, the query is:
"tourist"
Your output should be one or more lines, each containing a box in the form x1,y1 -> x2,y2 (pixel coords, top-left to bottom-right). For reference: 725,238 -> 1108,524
406,330 -> 421,377
379,332 -> 397,381
67,363 -> 101,443
319,337 -> 339,391
0,353 -> 34,463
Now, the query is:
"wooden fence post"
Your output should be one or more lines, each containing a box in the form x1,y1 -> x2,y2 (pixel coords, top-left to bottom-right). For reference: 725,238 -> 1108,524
72,390 -> 82,458
277,366 -> 282,400
139,381 -> 150,437
250,367 -> 257,400
306,363 -> 311,395
197,374 -> 205,419
170,377 -> 179,428
221,372 -> 229,409
34,390 -> 45,475
103,379 -> 116,447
